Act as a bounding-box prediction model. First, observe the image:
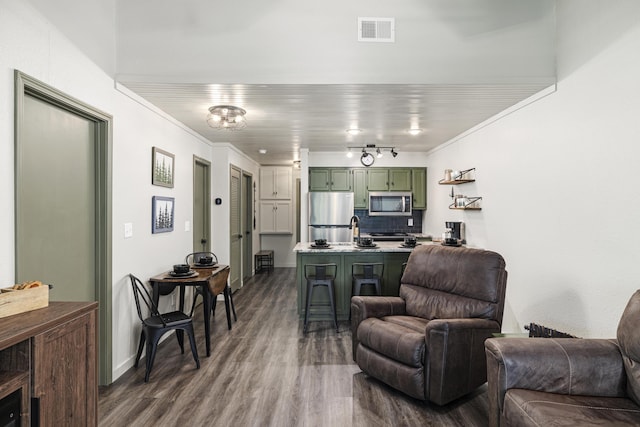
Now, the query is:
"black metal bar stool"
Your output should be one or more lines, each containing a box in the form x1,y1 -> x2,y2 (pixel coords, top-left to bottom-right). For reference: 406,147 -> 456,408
303,263 -> 338,333
352,262 -> 384,296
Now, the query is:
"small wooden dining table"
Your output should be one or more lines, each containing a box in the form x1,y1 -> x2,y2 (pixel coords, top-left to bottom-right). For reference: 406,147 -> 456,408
149,264 -> 232,357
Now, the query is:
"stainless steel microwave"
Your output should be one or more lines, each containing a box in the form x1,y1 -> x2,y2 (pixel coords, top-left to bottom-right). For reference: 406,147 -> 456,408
369,192 -> 412,216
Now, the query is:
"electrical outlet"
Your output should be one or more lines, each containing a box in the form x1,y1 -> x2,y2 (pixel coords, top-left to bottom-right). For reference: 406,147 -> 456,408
124,222 -> 133,238
171,294 -> 176,307
408,218 -> 414,227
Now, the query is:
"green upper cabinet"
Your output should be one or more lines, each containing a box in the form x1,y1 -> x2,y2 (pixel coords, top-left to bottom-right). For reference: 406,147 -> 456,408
411,168 -> 427,209
329,169 -> 352,191
367,169 -> 390,191
309,168 -> 352,191
389,169 -> 412,191
309,169 -> 331,191
309,167 -> 426,210
353,168 -> 368,208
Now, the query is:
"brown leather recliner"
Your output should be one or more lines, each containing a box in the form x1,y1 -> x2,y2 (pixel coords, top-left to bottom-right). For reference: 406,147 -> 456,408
485,290 -> 640,427
351,245 -> 507,405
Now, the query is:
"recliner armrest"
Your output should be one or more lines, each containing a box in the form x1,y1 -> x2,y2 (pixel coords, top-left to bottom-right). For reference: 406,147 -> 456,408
351,296 -> 406,361
424,318 -> 502,405
485,337 -> 625,427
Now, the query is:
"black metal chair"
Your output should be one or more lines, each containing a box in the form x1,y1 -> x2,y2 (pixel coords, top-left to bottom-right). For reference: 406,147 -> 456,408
303,263 -> 339,333
185,252 -> 237,329
129,274 -> 200,382
352,262 -> 384,296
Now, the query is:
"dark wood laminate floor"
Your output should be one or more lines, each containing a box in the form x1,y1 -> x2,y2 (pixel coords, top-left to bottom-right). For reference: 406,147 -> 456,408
99,268 -> 489,426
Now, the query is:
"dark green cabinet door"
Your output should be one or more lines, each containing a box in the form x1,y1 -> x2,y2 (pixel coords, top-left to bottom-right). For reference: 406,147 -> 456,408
412,168 -> 427,209
389,169 -> 412,191
353,169 -> 368,208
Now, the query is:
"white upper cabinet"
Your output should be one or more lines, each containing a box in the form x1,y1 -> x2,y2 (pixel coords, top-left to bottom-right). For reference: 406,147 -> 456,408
260,166 -> 292,200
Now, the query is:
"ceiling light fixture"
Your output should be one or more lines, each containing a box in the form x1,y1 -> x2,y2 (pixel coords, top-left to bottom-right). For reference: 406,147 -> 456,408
206,105 -> 247,130
407,128 -> 422,136
347,144 -> 398,160
258,148 -> 267,154
346,128 -> 362,136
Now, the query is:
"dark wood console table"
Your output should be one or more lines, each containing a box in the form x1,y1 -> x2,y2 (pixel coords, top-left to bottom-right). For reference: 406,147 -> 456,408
0,301 -> 98,426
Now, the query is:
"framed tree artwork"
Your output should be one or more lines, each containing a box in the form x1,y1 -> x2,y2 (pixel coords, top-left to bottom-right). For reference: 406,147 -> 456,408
152,196 -> 175,233
152,147 -> 174,188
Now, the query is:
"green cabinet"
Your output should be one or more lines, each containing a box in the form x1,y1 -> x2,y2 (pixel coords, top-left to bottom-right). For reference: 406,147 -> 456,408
366,168 -> 414,192
367,169 -> 390,191
296,251 -> 411,320
309,168 -> 352,191
411,168 -> 427,209
309,167 -> 427,210
389,169 -> 412,191
353,168 -> 368,208
383,253 -> 411,295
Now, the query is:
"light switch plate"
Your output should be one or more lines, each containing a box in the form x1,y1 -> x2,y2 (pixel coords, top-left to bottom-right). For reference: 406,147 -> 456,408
124,222 -> 133,238
185,220 -> 191,232
408,218 -> 414,227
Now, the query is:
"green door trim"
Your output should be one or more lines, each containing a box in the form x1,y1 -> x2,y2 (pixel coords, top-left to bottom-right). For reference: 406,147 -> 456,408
15,71 -> 113,386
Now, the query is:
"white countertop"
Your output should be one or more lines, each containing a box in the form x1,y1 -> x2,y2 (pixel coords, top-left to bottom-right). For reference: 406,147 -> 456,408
293,241 -> 441,253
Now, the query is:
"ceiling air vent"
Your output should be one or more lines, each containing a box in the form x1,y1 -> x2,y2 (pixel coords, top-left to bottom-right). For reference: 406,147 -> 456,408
358,17 -> 395,43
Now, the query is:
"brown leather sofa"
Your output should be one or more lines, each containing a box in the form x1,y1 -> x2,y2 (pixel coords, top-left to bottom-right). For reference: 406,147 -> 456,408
351,245 -> 507,405
485,290 -> 640,426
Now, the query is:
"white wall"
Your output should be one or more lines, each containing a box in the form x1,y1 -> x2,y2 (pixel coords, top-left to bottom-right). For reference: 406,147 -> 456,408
0,0 -> 259,381
424,0 -> 640,338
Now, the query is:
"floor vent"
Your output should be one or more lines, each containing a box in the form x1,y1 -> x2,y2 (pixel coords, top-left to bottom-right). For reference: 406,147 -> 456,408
358,17 -> 395,42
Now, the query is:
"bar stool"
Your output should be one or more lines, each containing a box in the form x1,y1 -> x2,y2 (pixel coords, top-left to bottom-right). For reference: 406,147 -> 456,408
352,262 -> 384,296
303,263 -> 338,333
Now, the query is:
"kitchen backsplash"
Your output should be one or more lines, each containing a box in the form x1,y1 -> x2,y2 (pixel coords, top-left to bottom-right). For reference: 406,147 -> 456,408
354,209 -> 423,234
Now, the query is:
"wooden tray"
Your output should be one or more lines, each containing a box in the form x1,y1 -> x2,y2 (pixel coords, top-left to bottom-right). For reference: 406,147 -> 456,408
0,285 -> 49,319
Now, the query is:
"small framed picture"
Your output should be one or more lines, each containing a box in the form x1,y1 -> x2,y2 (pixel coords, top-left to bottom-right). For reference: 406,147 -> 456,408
152,196 -> 174,233
152,147 -> 174,188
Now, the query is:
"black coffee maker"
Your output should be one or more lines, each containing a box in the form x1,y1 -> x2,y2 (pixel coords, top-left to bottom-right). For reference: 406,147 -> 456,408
445,221 -> 465,243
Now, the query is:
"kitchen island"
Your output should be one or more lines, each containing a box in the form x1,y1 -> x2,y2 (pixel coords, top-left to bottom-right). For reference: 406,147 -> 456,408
293,241 -> 439,321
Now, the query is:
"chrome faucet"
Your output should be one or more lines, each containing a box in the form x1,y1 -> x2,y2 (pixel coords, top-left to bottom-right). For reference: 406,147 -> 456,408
349,215 -> 360,244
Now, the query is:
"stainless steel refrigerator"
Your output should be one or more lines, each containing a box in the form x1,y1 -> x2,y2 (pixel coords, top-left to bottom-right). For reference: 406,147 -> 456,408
308,192 -> 354,242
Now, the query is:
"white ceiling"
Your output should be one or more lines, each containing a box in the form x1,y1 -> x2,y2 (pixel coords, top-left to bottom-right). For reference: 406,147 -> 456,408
121,82 -> 551,165
28,0 -> 557,165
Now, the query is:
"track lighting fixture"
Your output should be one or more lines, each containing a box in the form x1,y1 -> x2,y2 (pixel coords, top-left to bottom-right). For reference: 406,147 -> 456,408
346,145 -> 398,161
